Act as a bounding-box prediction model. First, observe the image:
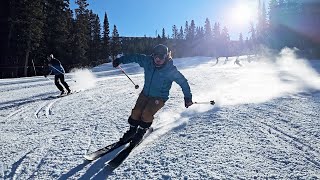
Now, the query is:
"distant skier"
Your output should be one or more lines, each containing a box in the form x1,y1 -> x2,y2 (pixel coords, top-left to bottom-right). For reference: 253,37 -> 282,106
212,57 -> 219,66
112,44 -> 193,145
44,54 -> 71,96
234,56 -> 242,67
247,55 -> 252,63
223,56 -> 229,64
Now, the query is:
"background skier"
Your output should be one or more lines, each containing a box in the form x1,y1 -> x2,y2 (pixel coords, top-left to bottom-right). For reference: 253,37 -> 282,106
45,54 -> 71,96
234,56 -> 242,67
112,44 -> 193,145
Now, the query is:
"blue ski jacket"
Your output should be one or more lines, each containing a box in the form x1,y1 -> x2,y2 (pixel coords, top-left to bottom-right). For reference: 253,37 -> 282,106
119,54 -> 192,101
48,58 -> 65,75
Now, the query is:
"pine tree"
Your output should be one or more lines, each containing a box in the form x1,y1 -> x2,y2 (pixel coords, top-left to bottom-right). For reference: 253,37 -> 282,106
203,18 -> 213,56
172,25 -> 178,39
184,21 -> 189,40
256,0 -> 268,44
238,33 -> 244,55
161,28 -> 166,39
63,7 -> 74,69
221,26 -> 230,57
88,11 -> 101,65
268,0 -> 278,24
43,0 -> 73,66
213,22 -> 221,41
102,12 -> 110,62
204,18 -> 212,40
249,22 -> 257,54
0,0 -> 10,69
239,33 -> 244,46
189,20 -> 196,41
221,26 -> 230,42
195,26 -> 204,56
178,26 -> 184,40
12,0 -> 44,76
73,0 -> 90,66
111,25 -> 121,59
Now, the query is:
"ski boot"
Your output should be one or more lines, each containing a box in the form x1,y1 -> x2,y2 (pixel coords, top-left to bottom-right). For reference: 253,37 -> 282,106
119,125 -> 137,144
130,126 -> 148,145
60,91 -> 65,96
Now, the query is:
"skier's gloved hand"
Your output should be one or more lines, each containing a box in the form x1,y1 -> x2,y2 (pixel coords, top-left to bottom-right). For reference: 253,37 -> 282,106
184,97 -> 193,108
112,58 -> 121,68
44,75 -> 47,78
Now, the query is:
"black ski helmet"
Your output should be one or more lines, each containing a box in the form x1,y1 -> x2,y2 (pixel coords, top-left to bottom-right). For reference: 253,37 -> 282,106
152,44 -> 168,58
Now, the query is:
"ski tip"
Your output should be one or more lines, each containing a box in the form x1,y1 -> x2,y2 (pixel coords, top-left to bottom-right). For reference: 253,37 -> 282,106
83,155 -> 94,161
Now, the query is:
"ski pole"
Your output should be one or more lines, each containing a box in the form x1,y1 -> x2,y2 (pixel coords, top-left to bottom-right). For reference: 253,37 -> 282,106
44,76 -> 56,85
193,100 -> 215,105
45,76 -> 52,81
118,65 -> 139,89
49,65 -> 64,74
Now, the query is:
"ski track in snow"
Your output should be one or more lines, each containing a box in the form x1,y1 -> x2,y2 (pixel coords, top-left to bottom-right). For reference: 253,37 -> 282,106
34,101 -> 48,119
258,120 -> 320,168
0,162 -> 4,180
3,131 -> 70,179
1,54 -> 320,179
45,99 -> 59,118
34,99 -> 58,119
6,107 -> 25,119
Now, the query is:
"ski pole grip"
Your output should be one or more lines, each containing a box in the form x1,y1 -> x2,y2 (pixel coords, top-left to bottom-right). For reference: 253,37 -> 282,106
194,100 -> 215,105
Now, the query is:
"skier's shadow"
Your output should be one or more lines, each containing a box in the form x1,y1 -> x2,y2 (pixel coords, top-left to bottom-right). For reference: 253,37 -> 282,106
57,161 -> 90,180
58,146 -> 125,180
81,145 -> 129,179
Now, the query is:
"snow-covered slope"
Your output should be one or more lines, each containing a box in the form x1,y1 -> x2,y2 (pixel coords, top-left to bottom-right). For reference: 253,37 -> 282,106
0,48 -> 320,179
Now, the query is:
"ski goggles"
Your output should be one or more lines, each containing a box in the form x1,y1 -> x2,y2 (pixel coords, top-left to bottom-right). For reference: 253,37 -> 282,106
154,54 -> 167,60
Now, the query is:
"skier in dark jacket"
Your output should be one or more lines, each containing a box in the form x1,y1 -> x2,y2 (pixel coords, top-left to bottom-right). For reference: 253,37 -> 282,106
112,44 -> 193,145
45,54 -> 71,95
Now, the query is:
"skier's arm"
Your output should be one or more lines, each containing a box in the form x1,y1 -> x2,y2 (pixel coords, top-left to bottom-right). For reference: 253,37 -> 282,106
170,67 -> 193,107
44,69 -> 52,77
118,54 -> 150,67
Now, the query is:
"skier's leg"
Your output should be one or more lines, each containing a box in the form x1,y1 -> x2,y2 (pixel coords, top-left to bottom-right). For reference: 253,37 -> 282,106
140,97 -> 164,124
54,75 -> 64,93
60,74 -> 71,94
131,97 -> 164,144
130,93 -> 149,121
131,122 -> 152,145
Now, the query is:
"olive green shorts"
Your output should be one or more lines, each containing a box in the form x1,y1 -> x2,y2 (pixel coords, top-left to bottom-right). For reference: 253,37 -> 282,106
131,93 -> 165,123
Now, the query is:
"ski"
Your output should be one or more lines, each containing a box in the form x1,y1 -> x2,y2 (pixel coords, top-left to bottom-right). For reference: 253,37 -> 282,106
50,90 -> 80,98
84,140 -> 129,161
108,127 -> 153,168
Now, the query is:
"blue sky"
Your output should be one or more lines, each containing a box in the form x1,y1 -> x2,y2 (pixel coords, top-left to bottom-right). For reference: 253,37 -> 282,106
70,0 -> 269,40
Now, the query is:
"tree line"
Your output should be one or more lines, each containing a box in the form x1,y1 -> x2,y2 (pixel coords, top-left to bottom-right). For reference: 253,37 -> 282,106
0,0 -> 319,78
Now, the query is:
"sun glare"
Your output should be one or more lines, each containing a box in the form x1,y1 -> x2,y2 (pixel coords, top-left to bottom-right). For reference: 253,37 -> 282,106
231,4 -> 255,26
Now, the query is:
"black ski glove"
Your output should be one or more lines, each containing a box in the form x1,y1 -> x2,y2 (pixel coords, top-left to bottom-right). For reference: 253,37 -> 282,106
184,97 -> 193,108
112,58 -> 121,68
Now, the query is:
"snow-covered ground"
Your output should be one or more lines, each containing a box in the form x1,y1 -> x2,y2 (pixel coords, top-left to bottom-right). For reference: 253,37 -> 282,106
0,48 -> 320,179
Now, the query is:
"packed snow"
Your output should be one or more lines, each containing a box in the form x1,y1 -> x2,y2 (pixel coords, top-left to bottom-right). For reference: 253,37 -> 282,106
0,48 -> 320,179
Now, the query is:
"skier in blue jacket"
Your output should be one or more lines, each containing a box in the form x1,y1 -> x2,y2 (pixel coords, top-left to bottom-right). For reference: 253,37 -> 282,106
45,54 -> 71,96
112,44 -> 193,145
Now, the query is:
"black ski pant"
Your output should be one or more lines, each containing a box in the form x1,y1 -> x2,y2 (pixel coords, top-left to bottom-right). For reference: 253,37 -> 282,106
54,74 -> 70,92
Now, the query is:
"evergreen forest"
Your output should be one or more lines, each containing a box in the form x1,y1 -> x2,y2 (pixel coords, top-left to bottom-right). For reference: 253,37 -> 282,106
0,0 -> 319,78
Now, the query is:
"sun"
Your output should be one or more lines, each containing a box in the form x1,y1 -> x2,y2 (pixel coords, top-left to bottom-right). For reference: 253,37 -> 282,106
230,4 -> 255,26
